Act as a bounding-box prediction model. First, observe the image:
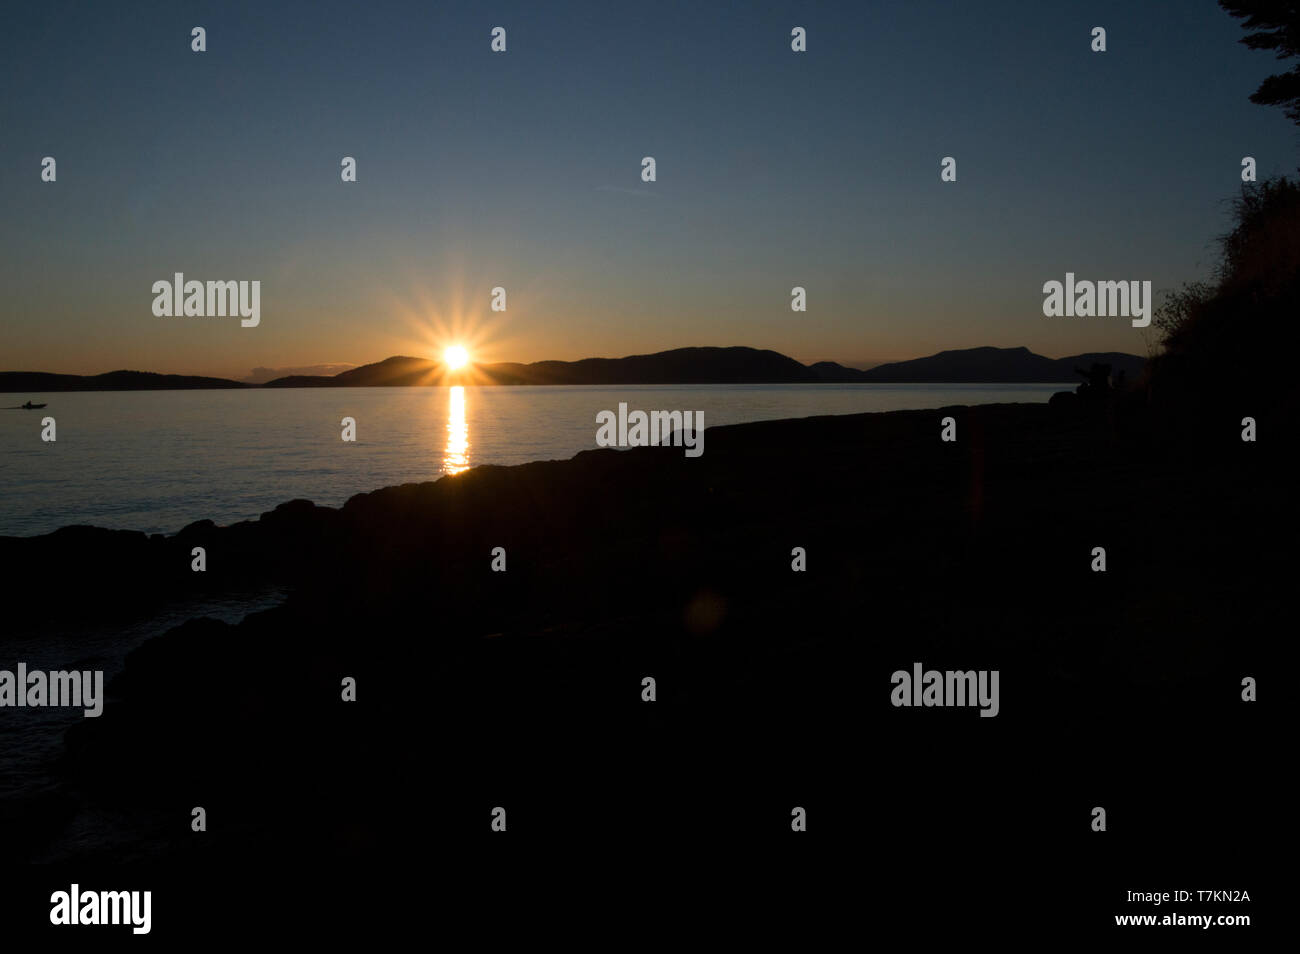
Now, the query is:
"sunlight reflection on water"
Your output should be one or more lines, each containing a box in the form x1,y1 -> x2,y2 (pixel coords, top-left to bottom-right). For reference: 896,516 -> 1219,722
444,385 -> 470,474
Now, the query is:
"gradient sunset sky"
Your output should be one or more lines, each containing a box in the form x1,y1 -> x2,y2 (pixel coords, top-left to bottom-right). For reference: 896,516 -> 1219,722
2,0 -> 1296,379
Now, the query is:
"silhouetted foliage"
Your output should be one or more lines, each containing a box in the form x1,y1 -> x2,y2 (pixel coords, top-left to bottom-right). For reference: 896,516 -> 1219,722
1147,176 -> 1300,437
1152,281 -> 1214,350
1155,178 -> 1300,350
1219,175 -> 1300,288
1220,1 -> 1300,125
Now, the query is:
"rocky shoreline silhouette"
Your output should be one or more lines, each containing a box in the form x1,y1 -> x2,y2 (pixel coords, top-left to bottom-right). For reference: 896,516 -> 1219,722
0,400 -> 1281,861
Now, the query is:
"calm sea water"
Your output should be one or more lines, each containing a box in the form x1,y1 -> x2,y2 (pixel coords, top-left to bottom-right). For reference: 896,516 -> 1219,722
1,384 -> 1067,538
0,587 -> 287,806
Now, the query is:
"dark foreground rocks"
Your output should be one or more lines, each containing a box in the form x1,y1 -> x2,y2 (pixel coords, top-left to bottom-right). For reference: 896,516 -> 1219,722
0,402 -> 1286,865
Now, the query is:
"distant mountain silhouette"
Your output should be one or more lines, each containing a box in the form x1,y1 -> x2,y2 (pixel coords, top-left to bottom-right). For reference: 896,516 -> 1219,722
482,347 -> 816,385
262,355 -> 436,388
259,348 -> 816,386
2,346 -> 1147,391
852,346 -> 1148,383
0,370 -> 249,392
262,346 -> 1145,386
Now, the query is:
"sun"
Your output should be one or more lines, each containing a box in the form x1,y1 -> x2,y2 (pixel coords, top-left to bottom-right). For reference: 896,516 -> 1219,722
443,345 -> 470,370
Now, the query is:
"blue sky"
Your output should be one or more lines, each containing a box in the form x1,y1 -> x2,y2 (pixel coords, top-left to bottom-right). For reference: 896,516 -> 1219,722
1,0 -> 1296,377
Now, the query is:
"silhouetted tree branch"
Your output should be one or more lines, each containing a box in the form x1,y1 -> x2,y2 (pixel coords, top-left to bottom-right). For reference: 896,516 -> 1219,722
1220,1 -> 1300,124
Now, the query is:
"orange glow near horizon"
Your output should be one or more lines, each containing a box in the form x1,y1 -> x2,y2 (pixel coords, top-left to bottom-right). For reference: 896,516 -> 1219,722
384,267 -> 516,373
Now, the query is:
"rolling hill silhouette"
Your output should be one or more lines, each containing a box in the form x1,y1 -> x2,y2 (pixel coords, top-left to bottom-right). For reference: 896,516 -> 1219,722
0,370 -> 249,392
262,346 -> 1145,387
849,346 -> 1146,383
2,346 -> 1146,391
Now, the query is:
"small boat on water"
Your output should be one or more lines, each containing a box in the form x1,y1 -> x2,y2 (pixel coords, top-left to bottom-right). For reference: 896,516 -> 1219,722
21,401 -> 47,409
